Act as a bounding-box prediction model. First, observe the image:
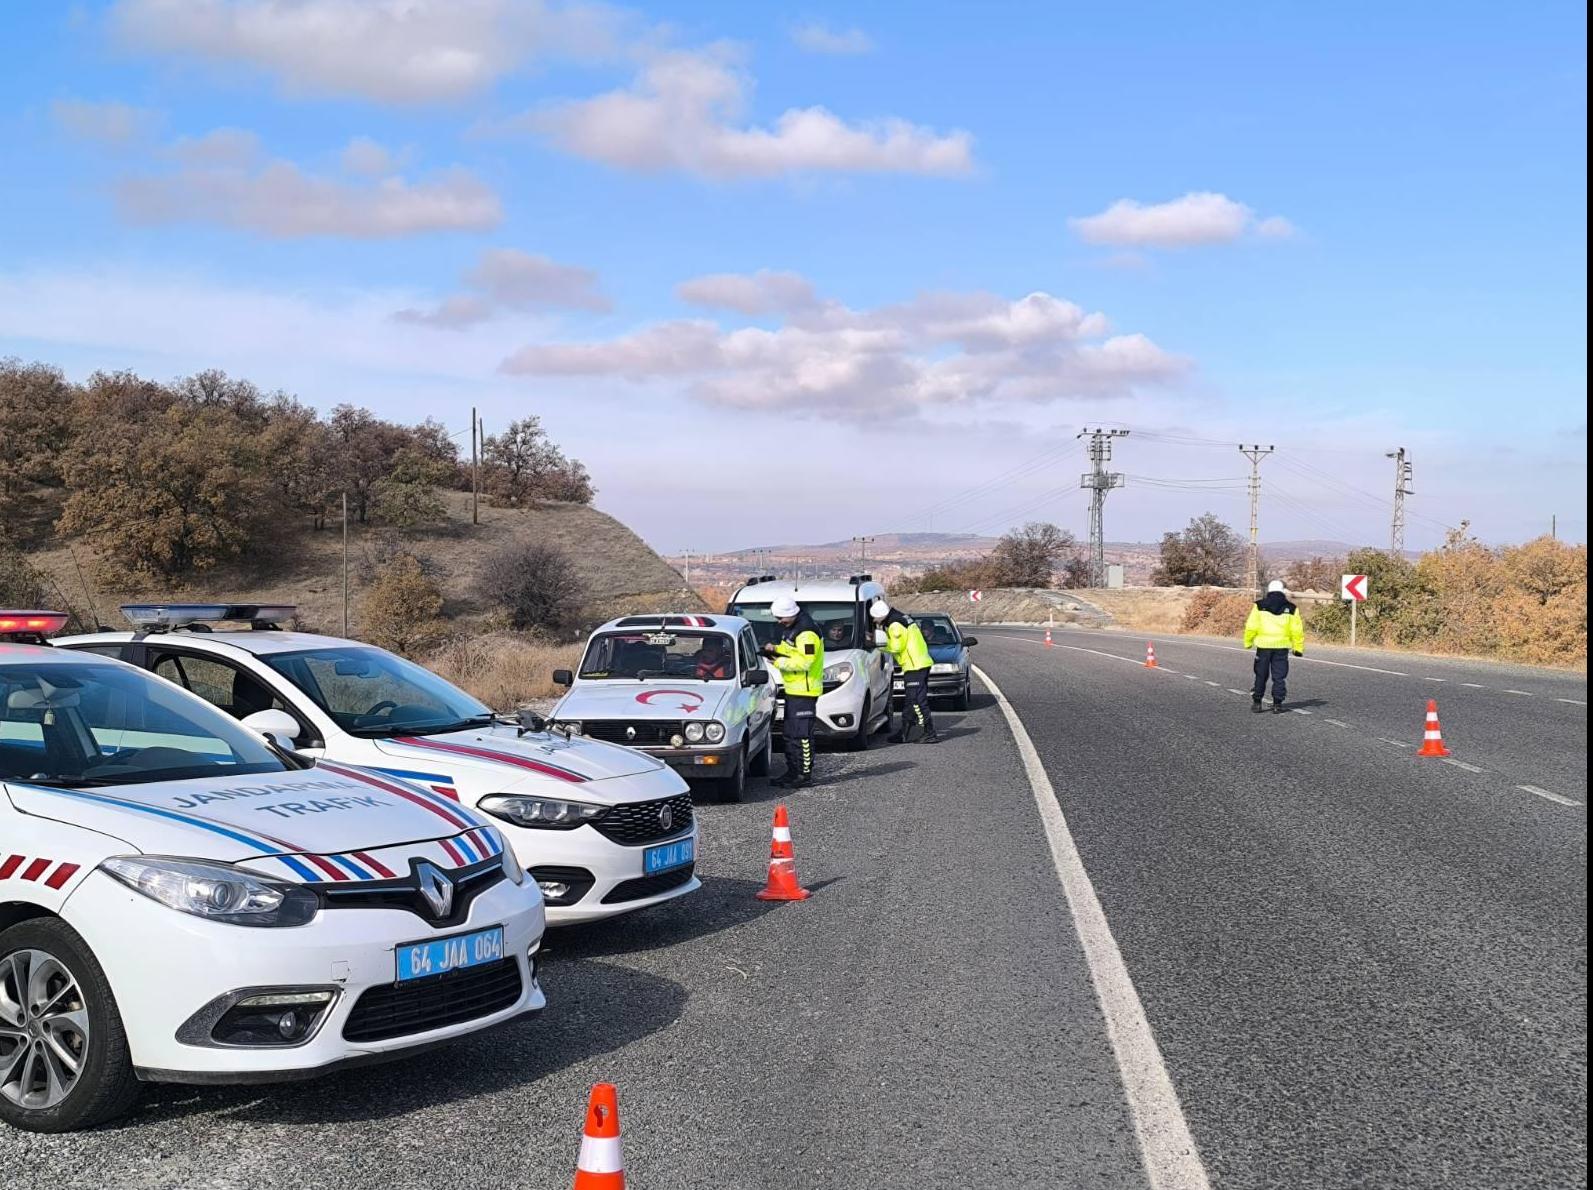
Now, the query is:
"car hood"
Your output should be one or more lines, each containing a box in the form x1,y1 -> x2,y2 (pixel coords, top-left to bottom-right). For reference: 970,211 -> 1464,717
4,762 -> 498,883
929,644 -> 964,663
371,722 -> 666,785
551,681 -> 733,723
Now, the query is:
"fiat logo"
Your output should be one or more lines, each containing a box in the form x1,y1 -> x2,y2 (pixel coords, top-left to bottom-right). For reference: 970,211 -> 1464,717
658,804 -> 673,832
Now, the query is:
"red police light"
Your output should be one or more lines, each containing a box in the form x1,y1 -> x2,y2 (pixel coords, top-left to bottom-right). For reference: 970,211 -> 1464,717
0,610 -> 71,636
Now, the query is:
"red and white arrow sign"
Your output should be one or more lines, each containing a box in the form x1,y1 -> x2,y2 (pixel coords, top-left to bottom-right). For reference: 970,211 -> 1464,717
968,589 -> 983,602
1341,574 -> 1368,602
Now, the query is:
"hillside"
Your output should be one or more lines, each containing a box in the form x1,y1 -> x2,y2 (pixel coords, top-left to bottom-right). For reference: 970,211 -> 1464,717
25,489 -> 702,638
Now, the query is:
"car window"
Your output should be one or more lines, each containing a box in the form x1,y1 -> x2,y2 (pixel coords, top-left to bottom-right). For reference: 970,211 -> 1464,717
579,631 -> 736,680
263,646 -> 491,737
0,660 -> 290,785
730,602 -> 860,649
68,644 -> 128,660
151,650 -> 292,719
912,615 -> 960,647
740,629 -> 760,673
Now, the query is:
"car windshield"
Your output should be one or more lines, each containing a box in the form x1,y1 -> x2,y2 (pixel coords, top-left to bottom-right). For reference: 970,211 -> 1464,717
579,631 -> 737,680
263,646 -> 492,737
730,601 -> 860,650
913,615 -> 961,647
0,659 -> 290,786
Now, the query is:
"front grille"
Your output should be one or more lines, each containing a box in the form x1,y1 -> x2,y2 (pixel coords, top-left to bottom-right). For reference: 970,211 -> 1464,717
601,863 -> 696,904
591,793 -> 695,845
582,720 -> 682,746
343,959 -> 522,1042
320,861 -> 504,928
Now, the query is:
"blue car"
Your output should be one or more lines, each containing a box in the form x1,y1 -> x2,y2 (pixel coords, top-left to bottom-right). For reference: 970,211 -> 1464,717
890,612 -> 977,711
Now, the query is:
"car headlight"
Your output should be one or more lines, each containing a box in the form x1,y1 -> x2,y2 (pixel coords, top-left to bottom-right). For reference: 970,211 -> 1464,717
496,835 -> 526,885
932,662 -> 960,674
704,721 -> 726,743
101,856 -> 318,927
479,794 -> 606,830
684,722 -> 706,743
822,661 -> 855,684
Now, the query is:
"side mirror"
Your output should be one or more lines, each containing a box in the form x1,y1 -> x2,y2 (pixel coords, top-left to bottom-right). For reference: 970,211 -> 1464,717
241,708 -> 302,751
743,668 -> 769,687
873,629 -> 888,647
963,637 -> 979,647
552,669 -> 574,687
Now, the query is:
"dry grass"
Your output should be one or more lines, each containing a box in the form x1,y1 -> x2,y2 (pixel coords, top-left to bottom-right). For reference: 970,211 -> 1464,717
423,633 -> 583,709
1086,587 -> 1206,633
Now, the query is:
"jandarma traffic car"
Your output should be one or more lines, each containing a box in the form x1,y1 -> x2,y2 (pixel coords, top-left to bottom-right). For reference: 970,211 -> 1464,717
57,605 -> 700,925
549,614 -> 777,801
0,611 -> 545,1133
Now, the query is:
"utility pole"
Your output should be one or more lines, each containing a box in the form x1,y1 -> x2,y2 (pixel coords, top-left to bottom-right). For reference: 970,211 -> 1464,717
852,535 -> 875,571
1386,447 -> 1413,555
341,491 -> 350,636
470,407 -> 480,525
1078,428 -> 1128,587
682,548 -> 692,589
1238,444 -> 1275,591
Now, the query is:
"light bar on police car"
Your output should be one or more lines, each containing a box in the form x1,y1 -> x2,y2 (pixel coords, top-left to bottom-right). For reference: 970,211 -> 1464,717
0,610 -> 72,636
120,603 -> 297,629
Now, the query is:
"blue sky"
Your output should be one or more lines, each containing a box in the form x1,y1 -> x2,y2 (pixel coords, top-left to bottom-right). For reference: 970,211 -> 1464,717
1,0 -> 1584,553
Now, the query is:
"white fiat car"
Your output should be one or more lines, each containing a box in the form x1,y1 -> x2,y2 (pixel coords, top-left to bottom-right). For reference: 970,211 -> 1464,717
0,611 -> 544,1132
548,614 -> 777,801
726,577 -> 895,749
57,606 -> 699,926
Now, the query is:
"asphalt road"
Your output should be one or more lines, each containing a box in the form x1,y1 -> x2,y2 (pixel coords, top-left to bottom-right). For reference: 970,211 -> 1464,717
4,630 -> 1584,1188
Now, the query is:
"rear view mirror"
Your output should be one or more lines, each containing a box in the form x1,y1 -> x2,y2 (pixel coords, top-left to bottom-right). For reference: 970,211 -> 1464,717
963,637 -> 979,647
553,669 -> 574,687
743,669 -> 769,687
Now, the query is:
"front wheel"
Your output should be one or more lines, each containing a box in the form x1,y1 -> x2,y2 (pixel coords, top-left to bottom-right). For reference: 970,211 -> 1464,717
952,679 -> 971,711
846,695 -> 874,752
0,918 -> 140,1133
749,724 -> 774,777
719,744 -> 748,802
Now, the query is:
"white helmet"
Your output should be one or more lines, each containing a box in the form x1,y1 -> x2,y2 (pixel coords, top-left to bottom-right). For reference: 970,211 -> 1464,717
869,599 -> 890,620
770,596 -> 800,618
1267,580 -> 1286,593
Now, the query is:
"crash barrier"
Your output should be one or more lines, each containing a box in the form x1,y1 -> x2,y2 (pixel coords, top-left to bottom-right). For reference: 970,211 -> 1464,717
755,804 -> 811,902
573,1083 -> 626,1189
1416,699 -> 1451,757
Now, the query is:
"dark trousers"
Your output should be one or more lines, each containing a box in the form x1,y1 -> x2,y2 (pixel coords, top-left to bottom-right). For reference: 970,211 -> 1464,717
1252,649 -> 1290,704
900,669 -> 935,738
782,694 -> 817,776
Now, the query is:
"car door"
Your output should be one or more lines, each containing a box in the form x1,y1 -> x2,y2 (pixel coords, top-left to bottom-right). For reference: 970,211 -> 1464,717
739,628 -> 774,740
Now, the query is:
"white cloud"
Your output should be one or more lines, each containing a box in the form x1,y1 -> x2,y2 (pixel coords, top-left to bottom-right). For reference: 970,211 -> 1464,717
51,98 -> 160,145
112,0 -> 628,103
396,248 -> 610,327
1069,191 -> 1293,248
502,274 -> 1185,418
676,269 -> 819,315
117,130 -> 501,237
527,47 -> 973,178
340,135 -> 403,176
790,22 -> 873,55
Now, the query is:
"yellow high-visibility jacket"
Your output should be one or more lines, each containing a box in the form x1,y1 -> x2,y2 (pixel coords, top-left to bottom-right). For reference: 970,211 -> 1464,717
1243,596 -> 1305,653
771,619 -> 825,697
884,617 -> 933,673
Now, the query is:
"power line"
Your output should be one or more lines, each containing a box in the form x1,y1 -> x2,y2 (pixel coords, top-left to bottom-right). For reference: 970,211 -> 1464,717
1079,428 -> 1128,586
1238,444 -> 1275,592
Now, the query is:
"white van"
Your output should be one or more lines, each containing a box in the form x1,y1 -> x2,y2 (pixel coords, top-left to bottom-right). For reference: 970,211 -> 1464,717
725,576 -> 895,750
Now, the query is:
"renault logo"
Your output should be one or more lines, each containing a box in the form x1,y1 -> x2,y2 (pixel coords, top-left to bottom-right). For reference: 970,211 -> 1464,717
658,804 -> 673,832
416,861 -> 455,918
625,725 -> 637,741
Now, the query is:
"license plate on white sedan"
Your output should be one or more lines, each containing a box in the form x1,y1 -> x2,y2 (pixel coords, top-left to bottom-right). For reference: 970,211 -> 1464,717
644,837 -> 694,874
396,926 -> 505,982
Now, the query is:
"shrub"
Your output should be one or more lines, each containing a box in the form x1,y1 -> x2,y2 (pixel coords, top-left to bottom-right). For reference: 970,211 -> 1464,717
423,633 -> 583,708
361,551 -> 447,656
1181,588 -> 1226,632
0,547 -> 52,609
476,542 -> 586,634
1182,588 -> 1254,636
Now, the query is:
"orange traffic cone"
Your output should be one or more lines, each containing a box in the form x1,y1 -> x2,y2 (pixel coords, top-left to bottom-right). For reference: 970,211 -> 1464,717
1144,642 -> 1158,669
1416,699 -> 1451,757
755,804 -> 810,901
573,1084 -> 625,1189
1044,627 -> 1054,647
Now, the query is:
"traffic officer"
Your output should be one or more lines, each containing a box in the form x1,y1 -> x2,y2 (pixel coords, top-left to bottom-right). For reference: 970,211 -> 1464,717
870,599 -> 938,744
1243,579 -> 1305,713
762,596 -> 823,787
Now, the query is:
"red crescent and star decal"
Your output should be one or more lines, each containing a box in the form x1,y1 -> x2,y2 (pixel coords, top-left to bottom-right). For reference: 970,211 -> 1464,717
637,689 -> 707,714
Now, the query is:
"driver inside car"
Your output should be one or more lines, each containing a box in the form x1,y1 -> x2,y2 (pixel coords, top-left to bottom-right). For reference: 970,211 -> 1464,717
694,637 -> 734,680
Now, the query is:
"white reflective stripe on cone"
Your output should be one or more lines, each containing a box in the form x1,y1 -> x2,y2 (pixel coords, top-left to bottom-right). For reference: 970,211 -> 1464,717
773,827 -> 792,843
578,1135 -> 624,1175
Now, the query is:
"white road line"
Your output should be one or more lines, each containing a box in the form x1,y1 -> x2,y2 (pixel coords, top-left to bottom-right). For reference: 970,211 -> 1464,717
1204,680 -> 1220,687
973,665 -> 1212,1190
1227,688 -> 1248,696
1325,719 -> 1352,728
1442,758 -> 1484,773
1014,637 -> 1146,667
1503,690 -> 1534,697
1292,708 -> 1313,715
1461,683 -> 1485,688
1127,637 -> 1411,676
1378,738 -> 1413,748
1517,785 -> 1583,807
1558,698 -> 1588,706
1425,677 -> 1447,682
1183,674 -> 1199,680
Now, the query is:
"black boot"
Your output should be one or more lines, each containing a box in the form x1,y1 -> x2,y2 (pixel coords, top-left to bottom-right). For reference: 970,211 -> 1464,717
1251,700 -> 1266,714
918,731 -> 942,744
772,769 -> 799,788
1272,702 -> 1287,714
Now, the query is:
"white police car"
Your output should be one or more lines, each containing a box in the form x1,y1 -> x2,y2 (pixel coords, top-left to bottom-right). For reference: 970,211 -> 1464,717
726,576 -> 895,749
57,606 -> 699,925
548,614 -> 777,801
0,610 -> 544,1132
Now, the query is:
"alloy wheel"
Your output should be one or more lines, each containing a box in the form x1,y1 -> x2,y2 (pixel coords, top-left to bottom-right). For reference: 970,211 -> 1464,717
0,948 -> 91,1110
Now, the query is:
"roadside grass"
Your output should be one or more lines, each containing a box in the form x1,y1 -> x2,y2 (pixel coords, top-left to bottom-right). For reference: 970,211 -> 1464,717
424,633 -> 584,708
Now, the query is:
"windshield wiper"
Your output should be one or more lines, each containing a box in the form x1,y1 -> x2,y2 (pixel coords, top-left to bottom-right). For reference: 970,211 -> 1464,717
636,669 -> 707,681
13,775 -> 117,788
